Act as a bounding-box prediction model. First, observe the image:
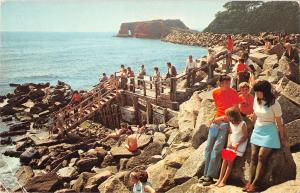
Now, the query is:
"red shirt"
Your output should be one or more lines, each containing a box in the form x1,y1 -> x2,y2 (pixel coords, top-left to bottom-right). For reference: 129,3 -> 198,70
239,94 -> 254,115
226,39 -> 234,52
72,93 -> 81,103
213,87 -> 240,117
237,63 -> 248,73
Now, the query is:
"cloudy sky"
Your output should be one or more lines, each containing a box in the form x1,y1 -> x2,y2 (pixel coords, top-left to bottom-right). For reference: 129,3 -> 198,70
0,0 -> 228,32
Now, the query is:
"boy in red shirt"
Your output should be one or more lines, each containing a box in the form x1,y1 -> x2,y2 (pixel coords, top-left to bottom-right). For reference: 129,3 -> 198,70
200,75 -> 240,186
236,58 -> 253,86
226,35 -> 234,73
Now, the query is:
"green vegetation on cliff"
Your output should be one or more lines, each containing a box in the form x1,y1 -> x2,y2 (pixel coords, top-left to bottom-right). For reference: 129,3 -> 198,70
204,1 -> 300,34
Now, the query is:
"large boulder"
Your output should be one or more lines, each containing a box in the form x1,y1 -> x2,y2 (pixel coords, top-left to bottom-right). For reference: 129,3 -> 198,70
174,141 -> 207,183
126,142 -> 163,170
268,43 -> 285,59
83,170 -> 112,192
20,148 -> 38,164
192,98 -> 215,148
110,146 -> 136,159
277,96 -> 300,124
98,176 -> 130,193
15,166 -> 34,186
249,52 -> 268,66
263,54 -> 278,70
166,177 -> 199,193
285,119 -> 300,147
276,77 -> 300,105
230,144 -> 296,188
147,147 -> 194,192
278,57 -> 290,75
24,173 -> 61,192
28,89 -> 45,100
57,167 -> 78,180
76,158 -> 99,172
72,172 -> 95,193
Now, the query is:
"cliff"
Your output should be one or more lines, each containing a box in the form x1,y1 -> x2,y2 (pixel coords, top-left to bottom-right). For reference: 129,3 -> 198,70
204,1 -> 300,34
117,19 -> 189,39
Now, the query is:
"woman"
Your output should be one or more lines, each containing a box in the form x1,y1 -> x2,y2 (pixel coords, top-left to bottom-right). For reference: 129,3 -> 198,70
244,80 -> 288,192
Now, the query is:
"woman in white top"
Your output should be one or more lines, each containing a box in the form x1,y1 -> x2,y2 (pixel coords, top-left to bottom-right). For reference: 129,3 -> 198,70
244,80 -> 288,192
215,107 -> 248,188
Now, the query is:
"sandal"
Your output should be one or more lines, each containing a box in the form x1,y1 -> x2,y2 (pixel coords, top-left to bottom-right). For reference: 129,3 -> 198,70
246,184 -> 257,192
242,183 -> 250,192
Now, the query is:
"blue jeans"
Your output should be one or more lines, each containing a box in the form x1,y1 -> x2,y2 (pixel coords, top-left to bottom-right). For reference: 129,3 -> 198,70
204,122 -> 229,178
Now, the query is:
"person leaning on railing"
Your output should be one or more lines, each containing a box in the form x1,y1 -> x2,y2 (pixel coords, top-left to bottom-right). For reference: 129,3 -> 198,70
185,55 -> 197,88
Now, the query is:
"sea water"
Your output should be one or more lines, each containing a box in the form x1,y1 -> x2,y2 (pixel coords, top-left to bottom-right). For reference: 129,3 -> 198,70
0,32 -> 207,189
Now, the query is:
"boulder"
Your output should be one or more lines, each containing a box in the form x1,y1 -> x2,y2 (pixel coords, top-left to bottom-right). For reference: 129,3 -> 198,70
166,116 -> 179,128
15,166 -> 34,186
20,148 -> 38,164
276,77 -> 300,105
153,132 -> 167,145
263,54 -> 278,70
192,98 -> 215,148
268,43 -> 285,59
174,141 -> 207,183
83,170 -> 112,192
72,172 -> 95,193
24,173 -> 61,192
277,96 -> 300,124
1,115 -> 13,122
230,144 -> 296,188
267,68 -> 284,84
76,158 -> 99,172
9,122 -> 30,131
54,189 -> 76,193
136,134 -> 152,149
126,142 -> 163,169
285,119 -> 300,147
249,52 -> 268,66
166,177 -> 199,193
28,89 -> 45,100
262,180 -> 300,193
110,146 -> 135,159
188,183 -> 242,193
0,105 -> 17,115
57,167 -> 78,180
278,57 -> 290,75
98,176 -> 130,193
147,147 -> 194,192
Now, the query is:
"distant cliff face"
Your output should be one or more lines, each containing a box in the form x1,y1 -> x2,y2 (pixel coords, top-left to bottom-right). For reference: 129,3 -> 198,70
204,1 -> 300,34
117,19 -> 189,39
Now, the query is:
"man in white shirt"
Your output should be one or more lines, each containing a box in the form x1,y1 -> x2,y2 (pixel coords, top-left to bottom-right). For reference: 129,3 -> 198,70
186,55 -> 197,88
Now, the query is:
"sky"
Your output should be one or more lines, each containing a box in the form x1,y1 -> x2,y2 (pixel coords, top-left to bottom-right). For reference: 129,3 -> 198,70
0,0 -> 227,32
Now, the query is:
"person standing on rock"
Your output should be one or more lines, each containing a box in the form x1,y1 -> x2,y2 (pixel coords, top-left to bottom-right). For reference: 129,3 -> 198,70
283,43 -> 300,84
153,67 -> 161,95
200,74 -> 240,186
244,80 -> 288,192
185,55 -> 197,88
207,49 -> 217,89
226,35 -> 234,73
165,62 -> 177,79
138,64 -> 146,88
120,68 -> 128,90
127,67 -> 135,91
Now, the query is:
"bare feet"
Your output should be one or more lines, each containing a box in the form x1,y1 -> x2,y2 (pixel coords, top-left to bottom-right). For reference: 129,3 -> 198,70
214,180 -> 221,186
217,182 -> 226,187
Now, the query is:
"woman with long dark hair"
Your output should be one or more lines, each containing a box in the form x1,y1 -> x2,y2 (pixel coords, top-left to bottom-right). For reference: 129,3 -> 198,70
244,80 -> 288,192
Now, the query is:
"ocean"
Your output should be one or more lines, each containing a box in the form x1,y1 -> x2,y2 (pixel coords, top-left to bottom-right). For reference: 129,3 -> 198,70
0,32 -> 207,95
0,32 -> 207,189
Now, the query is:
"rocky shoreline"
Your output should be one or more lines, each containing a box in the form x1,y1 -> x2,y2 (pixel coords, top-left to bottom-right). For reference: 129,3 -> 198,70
1,41 -> 300,193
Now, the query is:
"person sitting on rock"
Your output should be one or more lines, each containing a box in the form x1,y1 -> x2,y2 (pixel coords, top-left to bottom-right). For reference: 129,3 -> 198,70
239,82 -> 254,117
215,107 -> 248,187
242,53 -> 256,73
100,73 -> 109,82
244,80 -> 288,192
185,55 -> 197,88
165,62 -> 177,79
283,43 -> 300,84
100,122 -> 133,143
137,120 -> 147,134
200,74 -> 240,186
130,170 -> 156,193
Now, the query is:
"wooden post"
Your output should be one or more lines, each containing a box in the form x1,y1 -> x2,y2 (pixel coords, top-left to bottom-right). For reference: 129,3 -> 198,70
143,80 -> 146,96
132,96 -> 140,125
170,77 -> 177,101
150,77 -> 153,89
146,100 -> 153,124
132,77 -> 135,93
155,81 -> 158,99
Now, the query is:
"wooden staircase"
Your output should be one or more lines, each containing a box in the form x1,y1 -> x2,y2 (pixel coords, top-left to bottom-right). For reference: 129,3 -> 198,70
53,82 -> 118,132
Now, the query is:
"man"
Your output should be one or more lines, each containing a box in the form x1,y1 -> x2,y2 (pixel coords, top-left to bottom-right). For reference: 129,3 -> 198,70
200,75 -> 240,186
185,55 -> 197,88
226,35 -> 234,73
166,62 -> 177,79
207,49 -> 217,88
127,67 -> 135,91
100,73 -> 109,82
138,64 -> 146,88
283,43 -> 300,84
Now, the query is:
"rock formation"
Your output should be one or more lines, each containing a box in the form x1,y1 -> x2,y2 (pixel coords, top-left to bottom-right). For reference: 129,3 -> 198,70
117,19 -> 189,39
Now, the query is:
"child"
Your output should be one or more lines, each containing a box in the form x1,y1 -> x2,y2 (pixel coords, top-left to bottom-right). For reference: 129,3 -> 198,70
130,170 -> 156,193
236,58 -> 253,86
215,107 -> 248,187
238,82 -> 254,117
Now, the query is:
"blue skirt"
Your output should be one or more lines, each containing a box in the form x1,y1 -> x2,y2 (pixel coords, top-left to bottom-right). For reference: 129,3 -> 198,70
250,123 -> 281,149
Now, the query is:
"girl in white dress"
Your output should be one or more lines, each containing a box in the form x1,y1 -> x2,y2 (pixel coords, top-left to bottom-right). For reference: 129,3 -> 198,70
215,107 -> 248,187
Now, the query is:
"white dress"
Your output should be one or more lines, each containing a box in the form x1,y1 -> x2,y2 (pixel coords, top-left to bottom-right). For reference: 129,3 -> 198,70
227,121 -> 248,156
